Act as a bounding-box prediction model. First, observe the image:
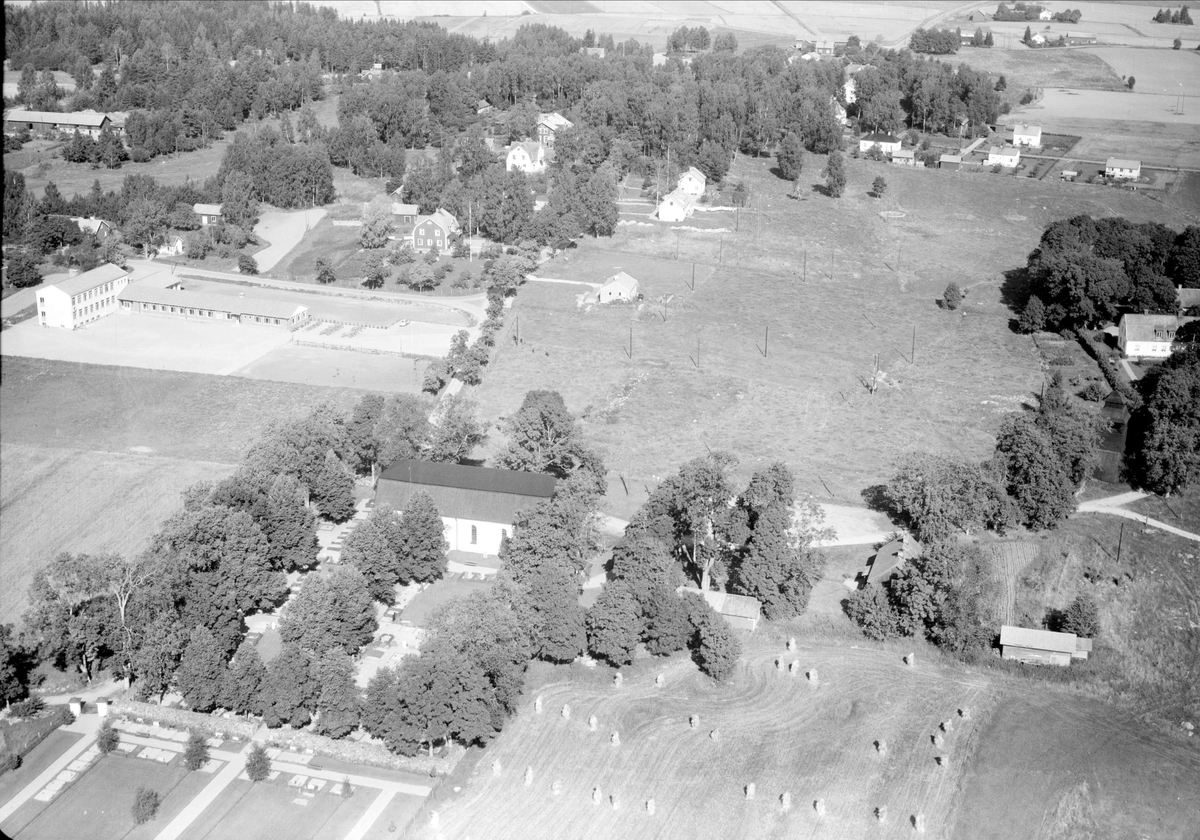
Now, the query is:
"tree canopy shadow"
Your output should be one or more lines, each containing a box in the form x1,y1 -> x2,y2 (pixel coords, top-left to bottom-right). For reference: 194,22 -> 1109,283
811,183 -> 832,197
860,484 -> 905,527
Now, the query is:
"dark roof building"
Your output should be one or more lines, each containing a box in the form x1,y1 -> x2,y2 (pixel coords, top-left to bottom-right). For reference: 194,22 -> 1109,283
376,459 -> 557,537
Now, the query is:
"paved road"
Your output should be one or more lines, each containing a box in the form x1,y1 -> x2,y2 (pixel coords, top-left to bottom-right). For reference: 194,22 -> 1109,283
252,208 -> 328,272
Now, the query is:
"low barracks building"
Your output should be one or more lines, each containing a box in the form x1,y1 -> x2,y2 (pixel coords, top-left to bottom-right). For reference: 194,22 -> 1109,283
118,282 -> 309,328
375,460 -> 557,556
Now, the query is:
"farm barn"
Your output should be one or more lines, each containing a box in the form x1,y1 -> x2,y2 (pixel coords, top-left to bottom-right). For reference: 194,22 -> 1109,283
863,534 -> 922,586
375,459 -> 557,557
1000,625 -> 1090,667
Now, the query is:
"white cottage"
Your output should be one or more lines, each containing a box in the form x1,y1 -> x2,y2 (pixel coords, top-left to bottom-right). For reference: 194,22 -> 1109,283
375,460 -> 557,557
598,271 -> 639,303
859,132 -> 902,155
506,140 -> 546,174
987,145 -> 1020,167
1118,314 -> 1197,359
1011,123 -> 1042,147
676,166 -> 707,196
1105,158 -> 1141,180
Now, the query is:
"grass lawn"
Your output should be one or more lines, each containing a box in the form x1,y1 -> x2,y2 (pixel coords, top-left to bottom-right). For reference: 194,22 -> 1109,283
175,776 -> 362,840
0,443 -> 237,623
358,789 -> 426,839
400,577 -> 493,626
0,729 -> 82,805
1127,486 -> 1200,531
0,356 -> 368,464
940,47 -> 1127,97
231,343 -> 428,394
12,753 -> 191,840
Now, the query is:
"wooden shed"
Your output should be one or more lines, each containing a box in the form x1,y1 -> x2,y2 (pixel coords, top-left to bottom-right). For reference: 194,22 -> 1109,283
999,625 -> 1080,667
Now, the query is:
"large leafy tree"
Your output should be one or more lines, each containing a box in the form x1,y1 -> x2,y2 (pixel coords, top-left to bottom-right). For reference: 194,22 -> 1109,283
682,593 -> 740,682
993,414 -> 1077,531
131,615 -> 185,703
175,627 -> 227,713
279,565 -> 377,656
311,649 -> 361,738
222,639 -> 267,716
1127,345 -> 1200,493
495,390 -> 605,486
261,643 -> 319,728
884,453 -> 1014,541
586,580 -> 642,666
394,491 -> 448,584
341,510 -> 402,603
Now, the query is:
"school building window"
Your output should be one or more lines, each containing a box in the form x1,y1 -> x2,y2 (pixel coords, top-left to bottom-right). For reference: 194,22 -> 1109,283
470,525 -> 477,544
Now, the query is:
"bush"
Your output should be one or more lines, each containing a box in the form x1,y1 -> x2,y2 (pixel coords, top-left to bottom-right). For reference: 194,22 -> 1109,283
0,750 -> 20,773
238,254 -> 258,275
1062,594 -> 1100,637
97,718 -> 119,755
132,787 -> 160,824
943,282 -> 963,310
184,731 -> 210,770
129,148 -> 153,163
10,697 -> 45,719
1079,381 -> 1106,401
1049,353 -> 1075,366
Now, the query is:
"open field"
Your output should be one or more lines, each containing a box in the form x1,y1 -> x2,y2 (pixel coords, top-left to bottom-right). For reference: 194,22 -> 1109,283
952,689 -> 1200,840
472,154 -> 1189,517
417,642 -> 992,840
1,70 -> 76,100
1085,46 -> 1200,97
253,208 -> 329,272
231,343 -> 427,393
1020,88 -> 1199,125
1037,117 -> 1200,170
940,48 -> 1126,94
0,443 -> 237,623
0,356 -> 367,464
5,753 -> 197,840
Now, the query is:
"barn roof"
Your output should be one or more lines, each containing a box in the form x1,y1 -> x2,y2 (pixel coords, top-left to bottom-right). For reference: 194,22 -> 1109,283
376,460 -> 557,524
52,263 -> 128,296
999,625 -> 1077,653
892,149 -> 915,159
391,202 -> 419,216
4,109 -> 110,127
684,588 -> 761,621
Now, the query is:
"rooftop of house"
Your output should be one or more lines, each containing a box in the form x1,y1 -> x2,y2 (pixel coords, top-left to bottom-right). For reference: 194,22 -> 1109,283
192,203 -> 223,216
602,271 -> 639,292
660,189 -> 698,212
69,216 -> 111,234
1106,158 -> 1140,169
391,202 -> 419,216
1179,287 -> 1200,310
862,131 -> 900,143
1120,314 -> 1198,342
999,625 -> 1078,654
681,166 -> 706,183
51,263 -> 129,296
537,111 -> 573,130
892,149 -> 915,158
508,140 -> 542,159
989,145 -> 1020,156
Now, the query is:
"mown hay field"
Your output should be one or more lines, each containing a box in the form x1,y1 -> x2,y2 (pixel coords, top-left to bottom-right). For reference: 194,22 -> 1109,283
472,154 -> 1184,517
418,641 -> 991,840
0,443 -> 236,624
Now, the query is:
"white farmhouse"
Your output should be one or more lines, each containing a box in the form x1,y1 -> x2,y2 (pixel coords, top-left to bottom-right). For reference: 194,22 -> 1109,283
1011,123 -> 1042,147
987,145 -> 1020,167
676,166 -> 707,196
656,190 -> 697,222
1105,158 -> 1141,180
859,132 -> 902,155
1118,314 -> 1197,359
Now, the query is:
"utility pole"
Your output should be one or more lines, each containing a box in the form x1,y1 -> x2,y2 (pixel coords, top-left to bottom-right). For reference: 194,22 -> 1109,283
628,324 -> 632,359
763,325 -> 768,357
871,353 -> 879,394
911,325 -> 916,364
1116,522 -> 1124,564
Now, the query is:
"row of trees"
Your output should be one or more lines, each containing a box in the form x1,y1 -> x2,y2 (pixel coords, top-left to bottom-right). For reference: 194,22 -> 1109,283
1019,217 -> 1200,332
909,29 -> 961,55
1152,6 -> 1194,24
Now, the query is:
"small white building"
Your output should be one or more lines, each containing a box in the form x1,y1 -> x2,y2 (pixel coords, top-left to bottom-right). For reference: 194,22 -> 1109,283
375,460 -> 557,557
656,190 -> 697,222
1000,625 -> 1090,667
987,145 -> 1020,167
652,52 -> 668,67
192,203 -> 223,226
1011,123 -> 1042,146
1038,8 -> 1053,20
676,166 -> 707,196
939,154 -> 963,169
153,234 -> 185,258
506,140 -> 546,174
1105,158 -> 1141,180
892,149 -> 916,166
843,64 -> 867,104
1118,314 -> 1197,359
859,132 -> 902,155
830,97 -> 848,126
598,271 -> 639,303
36,263 -> 130,330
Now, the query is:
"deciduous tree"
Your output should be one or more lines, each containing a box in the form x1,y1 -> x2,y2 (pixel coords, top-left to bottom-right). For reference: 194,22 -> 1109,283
279,565 -> 377,655
175,627 -> 226,712
261,643 -> 318,728
824,150 -> 846,198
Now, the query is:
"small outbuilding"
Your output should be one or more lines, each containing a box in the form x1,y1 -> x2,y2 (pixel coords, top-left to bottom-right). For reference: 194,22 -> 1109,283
999,625 -> 1080,667
1093,388 -> 1130,483
1105,158 -> 1140,180
598,271 -> 639,303
938,154 -> 962,169
681,588 -> 761,632
892,149 -> 915,166
70,216 -> 113,239
192,203 -> 223,226
864,534 -> 922,586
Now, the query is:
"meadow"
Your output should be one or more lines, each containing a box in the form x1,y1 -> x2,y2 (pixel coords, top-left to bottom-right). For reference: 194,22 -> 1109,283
939,48 -> 1126,95
0,443 -> 236,624
420,640 -> 991,840
472,153 -> 1186,517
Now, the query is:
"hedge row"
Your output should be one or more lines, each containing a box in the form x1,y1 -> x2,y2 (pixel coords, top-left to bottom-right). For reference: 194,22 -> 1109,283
112,700 -> 258,740
261,727 -> 464,777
